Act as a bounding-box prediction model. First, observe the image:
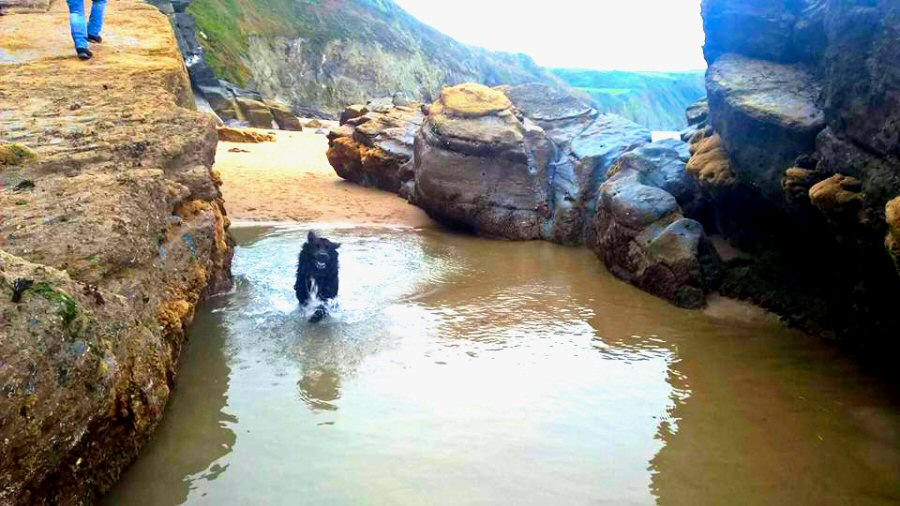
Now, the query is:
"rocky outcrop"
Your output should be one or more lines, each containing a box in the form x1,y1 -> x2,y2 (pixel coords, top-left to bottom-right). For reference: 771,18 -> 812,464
330,83 -> 718,307
411,84 -> 554,240
695,0 -> 900,351
147,0 -> 307,129
596,142 -> 720,308
706,54 -> 825,202
888,197 -> 900,274
327,99 -> 425,193
0,2 -> 233,503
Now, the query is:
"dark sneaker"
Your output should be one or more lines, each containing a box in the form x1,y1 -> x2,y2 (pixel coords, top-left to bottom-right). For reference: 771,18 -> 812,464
76,47 -> 92,60
88,34 -> 102,43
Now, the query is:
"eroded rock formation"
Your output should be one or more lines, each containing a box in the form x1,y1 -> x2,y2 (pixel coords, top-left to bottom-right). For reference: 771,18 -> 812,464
330,83 -> 719,307
0,2 -> 233,502
694,0 -> 900,349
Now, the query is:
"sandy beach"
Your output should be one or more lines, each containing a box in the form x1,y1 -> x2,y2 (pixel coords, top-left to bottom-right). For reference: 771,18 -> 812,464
215,129 -> 434,228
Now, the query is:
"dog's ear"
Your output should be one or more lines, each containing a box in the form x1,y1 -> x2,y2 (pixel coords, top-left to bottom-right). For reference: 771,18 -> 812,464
307,230 -> 317,242
332,242 -> 341,250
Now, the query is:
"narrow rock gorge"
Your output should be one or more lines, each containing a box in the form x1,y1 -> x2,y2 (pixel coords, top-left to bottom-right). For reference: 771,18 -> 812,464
0,1 -> 233,502
328,83 -> 721,308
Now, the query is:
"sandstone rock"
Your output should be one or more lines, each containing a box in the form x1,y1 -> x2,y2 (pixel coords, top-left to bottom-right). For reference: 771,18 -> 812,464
412,84 -> 553,239
685,134 -> 735,188
595,168 -> 720,308
235,96 -> 275,129
217,127 -> 275,143
264,100 -> 303,131
809,173 -> 864,220
501,82 -> 596,146
887,197 -> 900,273
340,104 -> 369,125
547,114 -> 651,244
707,54 -> 825,201
0,142 -> 36,166
0,2 -> 233,502
609,140 -> 702,215
327,103 -> 424,192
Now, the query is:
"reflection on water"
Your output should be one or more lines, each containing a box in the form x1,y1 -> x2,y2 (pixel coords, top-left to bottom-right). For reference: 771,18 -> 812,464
106,225 -> 900,505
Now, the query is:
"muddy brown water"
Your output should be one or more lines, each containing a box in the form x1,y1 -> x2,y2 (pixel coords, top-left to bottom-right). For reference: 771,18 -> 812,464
105,225 -> 900,505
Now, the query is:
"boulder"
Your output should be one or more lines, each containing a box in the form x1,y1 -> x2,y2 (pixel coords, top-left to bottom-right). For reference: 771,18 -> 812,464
707,54 -> 825,201
412,83 -> 554,239
327,103 -> 424,193
234,96 -> 275,129
340,104 -> 369,125
546,114 -> 651,244
217,127 -> 275,143
264,100 -> 303,131
595,165 -> 720,308
609,140 -> 705,220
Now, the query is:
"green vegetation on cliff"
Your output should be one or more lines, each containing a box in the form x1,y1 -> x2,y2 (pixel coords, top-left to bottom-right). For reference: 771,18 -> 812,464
553,69 -> 706,130
187,0 -> 559,113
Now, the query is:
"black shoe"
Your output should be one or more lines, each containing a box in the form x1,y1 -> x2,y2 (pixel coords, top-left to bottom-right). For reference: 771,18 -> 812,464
76,47 -> 93,60
88,34 -> 102,43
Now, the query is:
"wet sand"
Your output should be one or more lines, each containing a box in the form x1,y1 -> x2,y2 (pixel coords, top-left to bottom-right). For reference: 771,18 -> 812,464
215,129 -> 434,228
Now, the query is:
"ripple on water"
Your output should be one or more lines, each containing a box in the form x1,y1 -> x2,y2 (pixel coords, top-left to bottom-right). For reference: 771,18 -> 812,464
105,225 -> 900,506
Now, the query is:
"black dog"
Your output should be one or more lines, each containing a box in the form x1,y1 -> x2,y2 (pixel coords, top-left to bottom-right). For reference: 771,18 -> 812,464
295,231 -> 340,323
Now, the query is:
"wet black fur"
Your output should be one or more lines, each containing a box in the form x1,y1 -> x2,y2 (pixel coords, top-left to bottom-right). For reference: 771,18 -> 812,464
294,231 -> 340,323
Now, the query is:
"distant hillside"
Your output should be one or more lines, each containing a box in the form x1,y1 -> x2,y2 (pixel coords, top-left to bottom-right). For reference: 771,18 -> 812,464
187,0 -> 561,114
553,69 -> 706,130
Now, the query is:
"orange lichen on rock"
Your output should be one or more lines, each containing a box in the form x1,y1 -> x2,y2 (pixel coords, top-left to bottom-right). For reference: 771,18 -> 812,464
217,127 -> 276,143
431,83 -> 513,118
886,197 -> 900,270
685,134 -> 735,186
809,173 -> 864,217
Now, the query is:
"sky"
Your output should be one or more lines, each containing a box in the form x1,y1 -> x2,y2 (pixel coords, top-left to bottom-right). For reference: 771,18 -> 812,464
392,0 -> 707,72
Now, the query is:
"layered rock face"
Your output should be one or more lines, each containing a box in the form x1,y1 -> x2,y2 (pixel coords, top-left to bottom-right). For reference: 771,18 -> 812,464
330,83 -> 720,307
0,2 -> 233,503
412,84 -> 555,239
326,98 -> 425,194
696,0 -> 900,348
147,0 -> 305,130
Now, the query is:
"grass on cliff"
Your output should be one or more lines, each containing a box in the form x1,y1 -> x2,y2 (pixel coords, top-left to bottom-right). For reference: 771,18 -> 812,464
188,0 -> 401,87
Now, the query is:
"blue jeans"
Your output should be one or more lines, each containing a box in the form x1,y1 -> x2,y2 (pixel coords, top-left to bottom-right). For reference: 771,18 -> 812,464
66,0 -> 106,49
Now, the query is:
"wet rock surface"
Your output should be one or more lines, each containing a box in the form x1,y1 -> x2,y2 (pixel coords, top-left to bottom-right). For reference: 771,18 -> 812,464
327,100 -> 425,193
0,2 -> 233,503
693,0 -> 900,351
329,83 -> 716,306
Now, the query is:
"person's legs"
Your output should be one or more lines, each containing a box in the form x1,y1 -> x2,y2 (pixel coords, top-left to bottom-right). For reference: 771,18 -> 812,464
66,0 -> 89,50
87,0 -> 106,40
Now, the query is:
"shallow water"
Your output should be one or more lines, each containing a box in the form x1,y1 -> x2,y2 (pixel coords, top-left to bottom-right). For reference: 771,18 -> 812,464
106,225 -> 900,505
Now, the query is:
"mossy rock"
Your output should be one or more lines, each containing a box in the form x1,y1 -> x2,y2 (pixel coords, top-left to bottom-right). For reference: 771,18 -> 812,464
0,142 -> 36,166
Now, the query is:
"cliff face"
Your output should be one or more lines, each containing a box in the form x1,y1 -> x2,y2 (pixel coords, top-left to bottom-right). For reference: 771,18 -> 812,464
693,0 -> 900,351
186,0 -> 561,115
0,1 -> 233,503
553,69 -> 707,131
